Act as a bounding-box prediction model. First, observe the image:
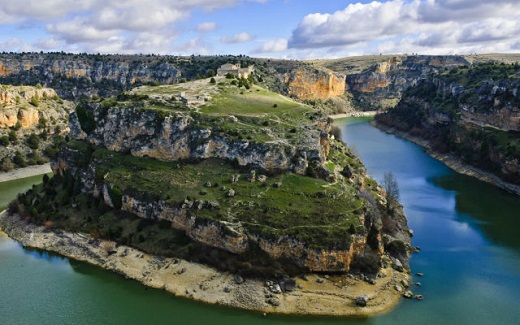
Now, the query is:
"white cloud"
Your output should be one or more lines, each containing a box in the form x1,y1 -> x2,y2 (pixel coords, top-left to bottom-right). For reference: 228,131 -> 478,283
254,39 -> 288,53
197,22 -> 217,33
0,0 -> 262,54
0,38 -> 22,52
220,32 -> 254,44
288,0 -> 520,54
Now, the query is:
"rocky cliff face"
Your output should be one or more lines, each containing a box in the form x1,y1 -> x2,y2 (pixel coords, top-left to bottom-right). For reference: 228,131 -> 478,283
70,102 -> 331,176
0,53 -> 348,103
283,68 -> 346,100
0,53 -> 181,99
375,62 -> 520,186
344,56 -> 470,110
0,86 -> 58,128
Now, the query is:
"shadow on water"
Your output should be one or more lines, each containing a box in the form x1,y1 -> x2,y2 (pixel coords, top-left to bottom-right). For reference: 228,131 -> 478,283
432,174 -> 520,251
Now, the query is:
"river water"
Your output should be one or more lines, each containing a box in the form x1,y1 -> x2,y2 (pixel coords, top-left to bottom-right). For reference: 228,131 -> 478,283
1,118 -> 520,324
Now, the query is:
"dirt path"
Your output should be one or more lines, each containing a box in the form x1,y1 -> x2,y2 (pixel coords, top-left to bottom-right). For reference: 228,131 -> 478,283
0,163 -> 51,183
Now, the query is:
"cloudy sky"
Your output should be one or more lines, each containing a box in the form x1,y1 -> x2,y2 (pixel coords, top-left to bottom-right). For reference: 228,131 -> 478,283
1,0 -> 519,59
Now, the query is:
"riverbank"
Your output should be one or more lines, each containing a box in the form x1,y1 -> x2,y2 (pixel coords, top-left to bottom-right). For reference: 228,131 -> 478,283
0,164 -> 51,183
329,111 -> 377,120
0,210 -> 410,317
371,120 -> 520,196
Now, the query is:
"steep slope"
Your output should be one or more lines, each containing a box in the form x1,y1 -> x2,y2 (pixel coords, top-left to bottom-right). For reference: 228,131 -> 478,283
8,79 -> 412,278
0,85 -> 73,171
375,62 -> 520,191
314,55 -> 471,110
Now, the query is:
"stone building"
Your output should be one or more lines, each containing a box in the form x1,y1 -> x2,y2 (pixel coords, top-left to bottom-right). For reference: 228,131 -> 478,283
217,63 -> 255,78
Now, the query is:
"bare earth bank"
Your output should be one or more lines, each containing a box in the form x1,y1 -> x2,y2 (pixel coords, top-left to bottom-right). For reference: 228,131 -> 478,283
0,210 -> 409,317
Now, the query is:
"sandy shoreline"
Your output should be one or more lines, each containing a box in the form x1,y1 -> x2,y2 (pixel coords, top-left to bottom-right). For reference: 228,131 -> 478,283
329,111 -> 377,120
0,210 -> 411,317
372,120 -> 520,196
0,164 -> 52,183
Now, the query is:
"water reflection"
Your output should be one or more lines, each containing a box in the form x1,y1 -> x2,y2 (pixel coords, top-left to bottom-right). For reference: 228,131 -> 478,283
432,174 -> 520,251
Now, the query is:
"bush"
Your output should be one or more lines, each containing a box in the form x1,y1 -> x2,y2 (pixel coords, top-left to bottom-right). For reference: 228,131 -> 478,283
330,126 -> 342,140
75,104 -> 96,134
26,133 -> 40,149
8,130 -> 17,144
12,121 -> 22,131
0,136 -> 9,146
13,151 -> 26,167
1,157 -> 14,172
209,77 -> 216,84
30,95 -> 40,107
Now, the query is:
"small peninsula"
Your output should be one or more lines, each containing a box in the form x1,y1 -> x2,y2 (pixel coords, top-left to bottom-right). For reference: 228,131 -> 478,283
1,76 -> 413,316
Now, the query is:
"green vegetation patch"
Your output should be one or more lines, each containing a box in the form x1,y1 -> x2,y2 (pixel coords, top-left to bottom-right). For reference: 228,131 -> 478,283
79,143 -> 365,248
200,85 -> 301,115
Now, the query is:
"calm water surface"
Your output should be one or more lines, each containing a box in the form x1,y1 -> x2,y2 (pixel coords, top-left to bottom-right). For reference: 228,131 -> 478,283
1,118 -> 519,324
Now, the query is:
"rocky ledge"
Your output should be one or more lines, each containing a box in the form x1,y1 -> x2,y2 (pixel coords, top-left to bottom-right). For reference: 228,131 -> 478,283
0,210 -> 412,317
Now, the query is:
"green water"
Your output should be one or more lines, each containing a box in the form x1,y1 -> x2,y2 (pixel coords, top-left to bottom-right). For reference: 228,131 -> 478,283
1,118 -> 520,324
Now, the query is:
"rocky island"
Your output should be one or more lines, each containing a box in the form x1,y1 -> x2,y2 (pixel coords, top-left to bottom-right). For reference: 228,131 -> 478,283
1,76 -> 413,316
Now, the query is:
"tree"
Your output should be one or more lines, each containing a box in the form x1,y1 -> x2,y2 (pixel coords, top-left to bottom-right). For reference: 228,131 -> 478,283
209,77 -> 216,84
1,157 -> 14,172
206,69 -> 215,78
13,151 -> 26,167
26,133 -> 40,149
8,130 -> 17,144
382,171 -> 399,210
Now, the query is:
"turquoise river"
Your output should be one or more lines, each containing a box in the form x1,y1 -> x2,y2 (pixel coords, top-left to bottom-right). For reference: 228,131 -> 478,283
1,117 -> 520,324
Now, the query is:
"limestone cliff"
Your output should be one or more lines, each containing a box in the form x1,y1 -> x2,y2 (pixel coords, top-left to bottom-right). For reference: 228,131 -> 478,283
283,68 -> 345,100
0,53 -> 181,99
70,102 -> 331,176
0,85 -> 73,171
375,62 -> 520,187
345,55 -> 470,110
0,86 -> 58,128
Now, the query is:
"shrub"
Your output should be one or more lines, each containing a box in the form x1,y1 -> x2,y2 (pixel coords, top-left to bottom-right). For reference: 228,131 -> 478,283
26,133 -> 40,149
13,151 -> 26,167
1,157 -> 14,172
30,95 -> 40,107
8,130 -> 17,144
330,126 -> 342,140
0,136 -> 9,146
75,104 -> 96,134
209,77 -> 216,84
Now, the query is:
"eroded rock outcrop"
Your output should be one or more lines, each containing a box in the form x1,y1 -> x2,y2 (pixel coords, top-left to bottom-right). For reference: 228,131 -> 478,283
69,102 -> 331,175
284,68 -> 346,100
375,62 -> 520,188
345,55 -> 470,110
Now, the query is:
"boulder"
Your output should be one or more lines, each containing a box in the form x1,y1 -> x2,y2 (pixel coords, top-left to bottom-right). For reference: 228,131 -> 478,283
355,295 -> 369,307
403,290 -> 414,299
234,274 -> 244,284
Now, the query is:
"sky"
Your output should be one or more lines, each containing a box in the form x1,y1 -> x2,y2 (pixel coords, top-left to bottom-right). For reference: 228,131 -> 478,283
0,0 -> 519,59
